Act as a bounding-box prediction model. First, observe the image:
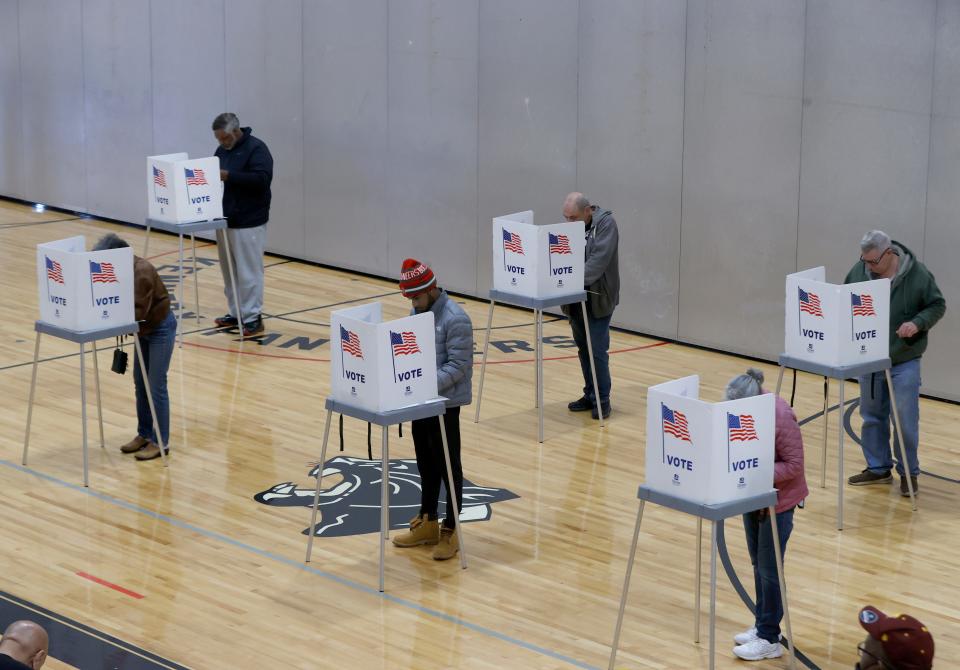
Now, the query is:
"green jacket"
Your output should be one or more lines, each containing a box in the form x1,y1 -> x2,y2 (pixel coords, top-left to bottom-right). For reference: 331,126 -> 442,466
844,241 -> 945,365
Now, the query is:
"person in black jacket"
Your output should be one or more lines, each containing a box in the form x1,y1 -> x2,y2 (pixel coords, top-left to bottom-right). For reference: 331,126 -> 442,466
211,112 -> 273,336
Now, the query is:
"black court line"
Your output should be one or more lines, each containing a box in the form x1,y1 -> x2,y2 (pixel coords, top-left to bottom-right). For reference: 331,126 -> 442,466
0,217 -> 81,230
0,590 -> 188,670
264,259 -> 294,269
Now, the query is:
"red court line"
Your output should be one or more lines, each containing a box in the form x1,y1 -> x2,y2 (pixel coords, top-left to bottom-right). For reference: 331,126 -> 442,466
75,571 -> 145,600
182,338 -> 669,363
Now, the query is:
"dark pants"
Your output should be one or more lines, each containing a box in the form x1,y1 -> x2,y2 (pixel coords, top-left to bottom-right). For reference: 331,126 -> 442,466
567,304 -> 612,402
133,311 -> 176,446
743,507 -> 795,643
411,407 -> 462,530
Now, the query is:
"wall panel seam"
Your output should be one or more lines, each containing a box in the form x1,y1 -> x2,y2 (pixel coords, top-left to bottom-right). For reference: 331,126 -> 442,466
922,0 -> 940,262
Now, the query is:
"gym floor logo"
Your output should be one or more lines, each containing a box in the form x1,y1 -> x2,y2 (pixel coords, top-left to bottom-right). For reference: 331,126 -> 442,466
253,456 -> 519,537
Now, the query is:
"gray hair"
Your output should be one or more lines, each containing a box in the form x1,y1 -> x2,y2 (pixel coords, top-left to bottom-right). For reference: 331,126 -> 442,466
724,368 -> 765,401
91,233 -> 129,251
211,112 -> 240,132
573,194 -> 591,211
860,230 -> 891,255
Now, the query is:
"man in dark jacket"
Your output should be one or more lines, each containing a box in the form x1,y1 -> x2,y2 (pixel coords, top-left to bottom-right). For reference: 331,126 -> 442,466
211,113 -> 273,336
391,259 -> 473,561
845,230 -> 945,496
0,620 -> 48,669
561,192 -> 619,419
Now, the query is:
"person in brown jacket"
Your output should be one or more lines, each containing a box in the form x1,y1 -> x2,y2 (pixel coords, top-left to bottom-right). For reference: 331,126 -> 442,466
92,234 -> 176,461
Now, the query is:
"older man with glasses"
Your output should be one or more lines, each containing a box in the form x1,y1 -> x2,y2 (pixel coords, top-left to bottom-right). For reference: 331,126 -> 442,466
844,230 -> 945,496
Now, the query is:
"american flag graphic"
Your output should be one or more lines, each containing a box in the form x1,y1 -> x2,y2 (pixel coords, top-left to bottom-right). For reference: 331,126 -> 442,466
184,168 -> 208,186
45,256 -> 64,284
727,413 -> 758,442
390,330 -> 421,356
549,232 -> 572,255
153,166 -> 167,187
502,228 -> 525,255
89,261 -> 118,284
662,405 -> 691,442
851,293 -> 876,317
799,287 -> 823,317
340,326 -> 363,358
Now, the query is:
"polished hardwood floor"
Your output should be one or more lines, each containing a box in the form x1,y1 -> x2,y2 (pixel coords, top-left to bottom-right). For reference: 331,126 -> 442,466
0,200 -> 957,669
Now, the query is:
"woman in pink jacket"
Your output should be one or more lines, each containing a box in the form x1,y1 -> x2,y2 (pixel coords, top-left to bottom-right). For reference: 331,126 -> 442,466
724,368 -> 809,662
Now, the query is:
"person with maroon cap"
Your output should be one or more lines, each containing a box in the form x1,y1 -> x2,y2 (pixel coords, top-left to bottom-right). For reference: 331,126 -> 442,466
391,259 -> 474,561
856,605 -> 934,669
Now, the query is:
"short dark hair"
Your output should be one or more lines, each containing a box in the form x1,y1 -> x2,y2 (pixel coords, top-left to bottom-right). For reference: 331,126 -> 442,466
91,233 -> 129,251
212,112 -> 240,132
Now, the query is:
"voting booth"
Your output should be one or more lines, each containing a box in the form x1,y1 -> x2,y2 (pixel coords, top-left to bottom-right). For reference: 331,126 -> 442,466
491,210 -> 585,299
785,267 -> 889,367
610,378 -> 795,670
645,375 -> 775,505
36,235 -> 134,330
26,236 -> 167,486
147,153 -> 223,224
329,302 -> 439,412
775,267 -> 915,528
477,210 -> 603,441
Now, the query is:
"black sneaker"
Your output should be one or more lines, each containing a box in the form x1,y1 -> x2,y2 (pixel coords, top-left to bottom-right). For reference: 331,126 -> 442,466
848,469 -> 892,486
568,396 -> 593,412
215,314 -> 239,328
242,316 -> 265,336
900,475 -> 919,497
592,402 -> 611,420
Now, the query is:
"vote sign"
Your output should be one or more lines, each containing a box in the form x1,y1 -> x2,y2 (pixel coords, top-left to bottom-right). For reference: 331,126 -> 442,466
645,375 -> 774,505
491,211 -> 585,299
147,153 -> 223,224
330,302 -> 439,413
785,267 -> 889,367
36,236 -> 135,331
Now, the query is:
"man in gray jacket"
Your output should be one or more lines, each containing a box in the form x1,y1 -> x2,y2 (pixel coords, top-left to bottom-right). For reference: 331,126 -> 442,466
392,259 -> 473,561
561,192 -> 620,419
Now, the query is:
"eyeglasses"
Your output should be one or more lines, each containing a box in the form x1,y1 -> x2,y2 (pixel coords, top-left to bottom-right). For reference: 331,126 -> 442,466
860,248 -> 890,267
856,643 -> 892,669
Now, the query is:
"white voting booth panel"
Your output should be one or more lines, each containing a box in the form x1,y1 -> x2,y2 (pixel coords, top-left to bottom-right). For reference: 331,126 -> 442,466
645,375 -> 775,505
329,302 -> 438,413
36,236 -> 134,331
492,211 -> 585,299
147,153 -> 223,224
785,267 -> 890,367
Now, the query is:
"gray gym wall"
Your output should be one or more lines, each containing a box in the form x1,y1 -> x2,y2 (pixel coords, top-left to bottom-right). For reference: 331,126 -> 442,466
1,0 -> 957,402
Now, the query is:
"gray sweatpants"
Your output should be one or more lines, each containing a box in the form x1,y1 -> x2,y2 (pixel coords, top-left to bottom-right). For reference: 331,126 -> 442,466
216,223 -> 266,322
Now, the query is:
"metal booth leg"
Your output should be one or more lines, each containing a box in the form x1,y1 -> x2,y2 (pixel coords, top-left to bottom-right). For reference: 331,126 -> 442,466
143,223 -> 152,257
581,301 -> 605,429
769,507 -> 797,669
91,339 -> 105,449
821,377 -> 829,489
380,425 -> 389,592
708,520 -> 718,670
608,499 -> 645,670
191,234 -> 200,326
439,413 -> 467,570
80,342 -> 90,487
134,336 -> 168,468
22,331 -> 42,465
837,379 -> 845,530
473,299 -> 495,423
534,308 -> 540,409
176,233 -> 185,348
305,408 -> 334,562
220,229 -> 245,342
885,369 -> 918,510
775,365 -> 786,396
537,309 -> 545,443
695,516 -> 703,643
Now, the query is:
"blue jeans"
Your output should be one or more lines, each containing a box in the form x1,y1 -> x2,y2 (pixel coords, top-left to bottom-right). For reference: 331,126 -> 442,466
133,311 -> 176,446
743,507 -> 794,643
858,358 -> 921,476
567,305 -> 611,402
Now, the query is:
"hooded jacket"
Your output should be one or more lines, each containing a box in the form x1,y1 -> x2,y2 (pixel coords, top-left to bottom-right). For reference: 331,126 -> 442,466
562,206 -> 620,318
215,127 -> 273,229
844,241 -> 945,365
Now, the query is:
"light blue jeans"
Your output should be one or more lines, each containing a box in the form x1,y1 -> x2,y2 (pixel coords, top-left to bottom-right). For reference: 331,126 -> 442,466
134,311 -> 176,446
857,358 -> 921,476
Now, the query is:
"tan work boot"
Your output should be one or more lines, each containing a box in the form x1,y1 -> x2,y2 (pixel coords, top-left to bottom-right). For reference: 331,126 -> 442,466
432,526 -> 459,561
392,514 -> 439,547
135,442 -> 168,461
121,435 -> 149,454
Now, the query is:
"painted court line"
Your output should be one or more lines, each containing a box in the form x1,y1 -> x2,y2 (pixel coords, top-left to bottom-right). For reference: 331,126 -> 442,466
1,459 -> 599,670
76,571 -> 145,599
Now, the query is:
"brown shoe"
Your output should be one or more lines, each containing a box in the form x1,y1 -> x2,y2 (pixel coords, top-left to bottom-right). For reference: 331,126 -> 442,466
392,514 -> 439,547
900,475 -> 919,497
432,527 -> 459,561
121,435 -> 149,454
135,442 -> 169,461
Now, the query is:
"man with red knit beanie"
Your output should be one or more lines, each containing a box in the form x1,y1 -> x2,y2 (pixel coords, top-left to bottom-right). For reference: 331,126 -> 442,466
392,259 -> 474,561
855,605 -> 934,669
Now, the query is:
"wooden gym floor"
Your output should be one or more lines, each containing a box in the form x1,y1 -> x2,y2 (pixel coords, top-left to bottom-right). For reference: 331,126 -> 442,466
0,199 -> 957,669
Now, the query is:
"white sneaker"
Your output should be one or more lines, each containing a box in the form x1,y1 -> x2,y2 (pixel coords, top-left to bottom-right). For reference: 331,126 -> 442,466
733,637 -> 783,661
733,626 -> 759,645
